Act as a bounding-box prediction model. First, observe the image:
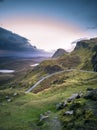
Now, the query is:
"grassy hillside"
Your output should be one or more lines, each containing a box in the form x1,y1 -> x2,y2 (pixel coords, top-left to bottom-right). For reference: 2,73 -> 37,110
0,70 -> 97,130
0,57 -> 48,90
71,38 -> 97,70
39,37 -> 97,71
0,37 -> 97,130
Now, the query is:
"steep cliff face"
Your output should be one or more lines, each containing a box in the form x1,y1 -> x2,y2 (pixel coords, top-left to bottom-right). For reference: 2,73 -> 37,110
92,54 -> 97,71
74,41 -> 89,50
52,48 -> 67,58
74,38 -> 97,51
73,38 -> 97,71
91,45 -> 97,71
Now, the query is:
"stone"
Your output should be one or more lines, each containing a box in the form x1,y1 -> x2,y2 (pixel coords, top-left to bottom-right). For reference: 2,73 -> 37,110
65,110 -> 74,115
86,88 -> 94,91
78,92 -> 83,98
63,100 -> 67,107
56,102 -> 64,110
40,114 -> 49,121
5,96 -> 9,99
13,93 -> 17,96
67,92 -> 83,102
67,93 -> 79,102
44,111 -> 51,115
84,89 -> 97,100
7,99 -> 12,102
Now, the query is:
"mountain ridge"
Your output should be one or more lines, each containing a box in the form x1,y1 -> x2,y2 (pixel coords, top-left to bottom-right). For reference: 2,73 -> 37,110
52,48 -> 67,58
38,37 -> 97,73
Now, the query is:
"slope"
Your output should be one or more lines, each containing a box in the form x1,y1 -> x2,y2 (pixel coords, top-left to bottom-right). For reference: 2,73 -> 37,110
0,37 -> 97,130
39,37 -> 97,72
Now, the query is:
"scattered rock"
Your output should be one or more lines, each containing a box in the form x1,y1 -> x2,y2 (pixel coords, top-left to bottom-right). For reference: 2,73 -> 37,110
67,92 -> 83,102
67,93 -> 79,102
56,100 -> 68,110
65,110 -> 74,115
86,88 -> 94,91
56,92 -> 83,110
56,102 -> 64,110
7,99 -> 12,102
63,100 -> 67,107
5,96 -> 9,99
40,114 -> 49,121
78,92 -> 83,98
13,93 -> 17,96
44,111 -> 51,115
70,102 -> 81,110
84,89 -> 97,100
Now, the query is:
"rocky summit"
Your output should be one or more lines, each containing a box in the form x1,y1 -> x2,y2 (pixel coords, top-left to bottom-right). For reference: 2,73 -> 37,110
52,48 -> 67,58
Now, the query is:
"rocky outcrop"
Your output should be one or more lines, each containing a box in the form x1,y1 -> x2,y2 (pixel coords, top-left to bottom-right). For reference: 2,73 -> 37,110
74,41 -> 89,50
91,45 -> 97,71
52,48 -> 67,58
92,52 -> 97,71
74,38 -> 97,51
58,89 -> 97,129
73,38 -> 97,71
84,88 -> 97,100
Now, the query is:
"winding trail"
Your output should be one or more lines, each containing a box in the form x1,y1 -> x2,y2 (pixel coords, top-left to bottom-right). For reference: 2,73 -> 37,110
25,69 -> 97,93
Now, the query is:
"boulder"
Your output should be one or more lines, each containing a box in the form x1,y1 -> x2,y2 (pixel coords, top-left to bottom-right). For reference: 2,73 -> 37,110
56,102 -> 64,110
65,110 -> 74,115
40,114 -> 49,121
84,89 -> 97,100
63,101 -> 67,107
86,88 -> 94,91
13,93 -> 18,96
67,93 -> 79,102
7,99 -> 12,102
44,111 -> 51,115
56,100 -> 68,110
67,92 -> 83,102
5,96 -> 9,99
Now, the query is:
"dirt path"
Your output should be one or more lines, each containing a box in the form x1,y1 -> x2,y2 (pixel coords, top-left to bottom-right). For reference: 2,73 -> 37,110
25,69 -> 97,93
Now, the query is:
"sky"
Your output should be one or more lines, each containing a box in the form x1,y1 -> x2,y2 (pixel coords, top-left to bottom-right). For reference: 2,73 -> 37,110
0,0 -> 97,51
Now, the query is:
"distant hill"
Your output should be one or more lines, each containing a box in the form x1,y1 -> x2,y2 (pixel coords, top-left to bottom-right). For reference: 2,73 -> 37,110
38,37 -> 97,72
52,48 -> 67,58
0,27 -> 51,57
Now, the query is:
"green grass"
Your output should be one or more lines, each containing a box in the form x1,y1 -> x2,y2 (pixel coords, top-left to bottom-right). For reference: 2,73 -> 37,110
1,34 -> 97,130
0,70 -> 97,130
33,70 -> 97,93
